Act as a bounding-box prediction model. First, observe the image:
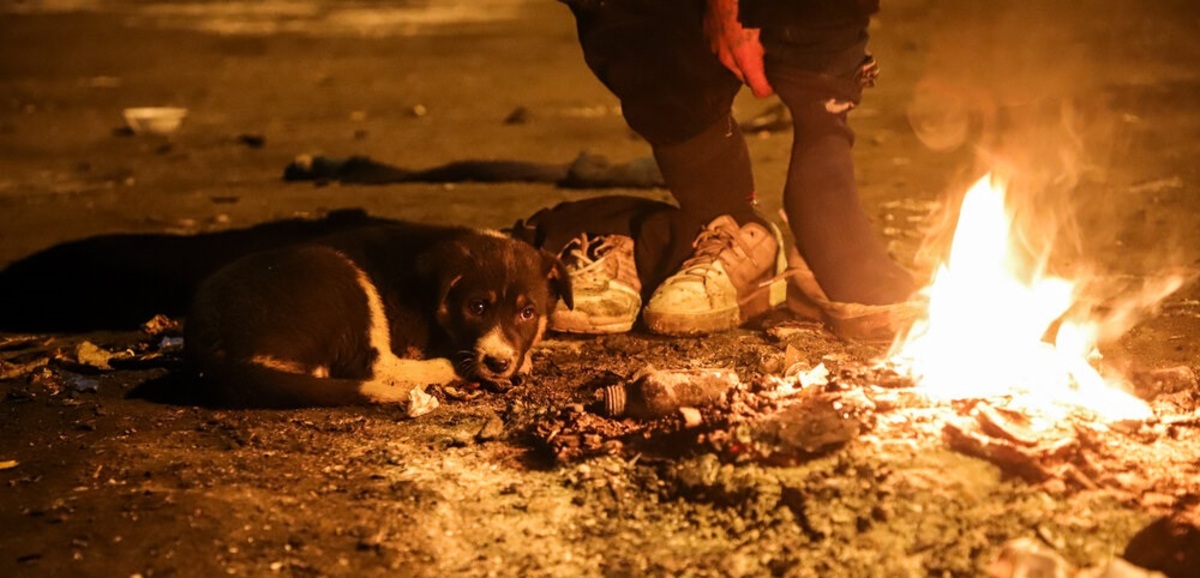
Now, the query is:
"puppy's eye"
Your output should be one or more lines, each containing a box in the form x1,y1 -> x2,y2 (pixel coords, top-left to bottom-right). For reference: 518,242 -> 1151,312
469,299 -> 488,316
519,306 -> 537,321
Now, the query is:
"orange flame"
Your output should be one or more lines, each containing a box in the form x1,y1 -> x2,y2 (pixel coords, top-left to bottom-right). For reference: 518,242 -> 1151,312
887,175 -> 1152,421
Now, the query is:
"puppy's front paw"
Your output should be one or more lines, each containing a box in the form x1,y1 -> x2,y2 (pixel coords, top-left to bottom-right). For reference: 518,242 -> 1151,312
485,373 -> 525,393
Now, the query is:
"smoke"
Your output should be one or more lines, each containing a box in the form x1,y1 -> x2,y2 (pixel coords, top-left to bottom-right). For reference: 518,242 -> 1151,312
899,0 -> 1200,350
906,0 -> 1197,282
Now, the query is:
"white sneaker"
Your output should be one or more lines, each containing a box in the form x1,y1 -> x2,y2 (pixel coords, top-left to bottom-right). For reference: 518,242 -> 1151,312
642,215 -> 787,336
549,234 -> 642,334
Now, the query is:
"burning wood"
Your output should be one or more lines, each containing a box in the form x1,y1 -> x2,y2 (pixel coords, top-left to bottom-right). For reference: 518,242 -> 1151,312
884,174 -> 1187,422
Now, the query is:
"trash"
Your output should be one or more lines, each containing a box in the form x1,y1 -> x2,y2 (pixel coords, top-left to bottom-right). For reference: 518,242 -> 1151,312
67,375 -> 100,393
678,407 -> 703,428
987,537 -> 1073,578
122,107 -> 187,137
0,358 -> 49,380
141,314 -> 183,337
750,390 -> 864,456
599,365 -> 739,420
405,386 -> 439,419
237,133 -> 265,148
74,341 -> 114,370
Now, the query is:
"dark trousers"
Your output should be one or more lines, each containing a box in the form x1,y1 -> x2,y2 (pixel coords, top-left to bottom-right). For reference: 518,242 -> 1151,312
547,0 -> 915,304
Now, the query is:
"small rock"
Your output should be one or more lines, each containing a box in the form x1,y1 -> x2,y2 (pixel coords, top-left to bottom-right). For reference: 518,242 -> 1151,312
503,106 -> 529,125
237,133 -> 265,148
476,412 -> 505,442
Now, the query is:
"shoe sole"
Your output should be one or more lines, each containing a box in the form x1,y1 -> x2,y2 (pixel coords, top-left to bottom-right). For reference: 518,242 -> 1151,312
644,277 -> 788,337
643,305 -> 740,336
549,311 -> 636,334
738,277 -> 787,322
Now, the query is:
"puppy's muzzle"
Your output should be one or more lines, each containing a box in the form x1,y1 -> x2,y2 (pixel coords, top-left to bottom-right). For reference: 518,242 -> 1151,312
469,329 -> 524,388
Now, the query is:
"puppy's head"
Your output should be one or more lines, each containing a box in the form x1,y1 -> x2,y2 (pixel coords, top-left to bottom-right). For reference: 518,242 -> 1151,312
420,232 -> 572,387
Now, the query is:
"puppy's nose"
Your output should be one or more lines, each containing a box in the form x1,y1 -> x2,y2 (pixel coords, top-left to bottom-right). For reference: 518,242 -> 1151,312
483,355 -> 511,374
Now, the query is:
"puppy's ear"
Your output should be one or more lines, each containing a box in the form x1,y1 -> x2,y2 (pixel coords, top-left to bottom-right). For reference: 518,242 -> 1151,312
416,245 -> 465,314
543,250 -> 574,311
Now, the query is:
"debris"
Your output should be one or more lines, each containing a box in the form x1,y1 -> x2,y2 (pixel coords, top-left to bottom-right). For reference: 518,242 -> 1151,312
0,358 -> 49,380
67,375 -> 99,393
237,133 -> 265,148
74,341 -> 114,371
141,314 -> 183,337
987,537 -> 1073,578
678,407 -> 703,428
761,362 -> 831,399
0,460 -> 17,470
476,412 -> 505,442
405,386 -> 439,419
599,365 -> 738,420
123,106 -> 187,137
748,389 -> 865,458
503,106 -> 529,125
0,335 -> 51,353
159,336 -> 184,352
975,404 -> 1041,446
1129,366 -> 1196,401
942,418 -> 1056,483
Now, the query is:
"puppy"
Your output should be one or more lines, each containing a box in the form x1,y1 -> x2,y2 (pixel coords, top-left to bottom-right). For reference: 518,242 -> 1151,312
184,222 -> 572,408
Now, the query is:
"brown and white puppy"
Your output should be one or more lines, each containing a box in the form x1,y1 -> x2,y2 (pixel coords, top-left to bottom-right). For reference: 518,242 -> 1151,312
183,222 -> 572,408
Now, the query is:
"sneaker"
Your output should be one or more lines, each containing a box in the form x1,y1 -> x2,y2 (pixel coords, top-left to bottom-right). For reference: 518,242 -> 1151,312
642,215 -> 788,336
549,234 -> 642,334
783,246 -> 923,343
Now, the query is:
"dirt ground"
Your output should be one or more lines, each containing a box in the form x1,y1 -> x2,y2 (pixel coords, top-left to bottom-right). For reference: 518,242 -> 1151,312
2,1 -> 1200,577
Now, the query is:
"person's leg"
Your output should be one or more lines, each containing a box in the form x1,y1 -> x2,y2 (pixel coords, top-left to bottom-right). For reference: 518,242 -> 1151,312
766,53 -> 916,306
559,0 -> 787,335
567,0 -> 764,242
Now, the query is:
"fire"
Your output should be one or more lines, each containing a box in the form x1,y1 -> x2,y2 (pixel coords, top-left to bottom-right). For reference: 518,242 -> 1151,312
887,174 -> 1152,421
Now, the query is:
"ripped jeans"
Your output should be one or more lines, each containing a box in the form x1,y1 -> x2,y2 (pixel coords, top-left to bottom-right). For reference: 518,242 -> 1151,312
555,0 -> 915,304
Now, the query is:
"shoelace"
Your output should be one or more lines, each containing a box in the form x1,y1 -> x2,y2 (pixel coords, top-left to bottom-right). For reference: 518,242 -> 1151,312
588,236 -> 623,261
562,234 -> 622,267
677,225 -> 739,281
561,234 -> 596,267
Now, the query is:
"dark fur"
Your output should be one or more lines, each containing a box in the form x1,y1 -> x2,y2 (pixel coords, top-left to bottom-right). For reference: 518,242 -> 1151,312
184,222 -> 572,408
0,209 -> 397,332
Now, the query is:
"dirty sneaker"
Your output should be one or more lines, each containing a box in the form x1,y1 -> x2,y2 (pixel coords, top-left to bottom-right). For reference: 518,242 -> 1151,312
642,215 -> 787,336
550,234 -> 642,334
783,246 -> 923,343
